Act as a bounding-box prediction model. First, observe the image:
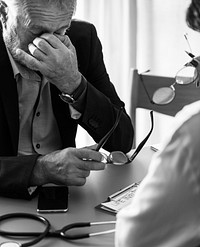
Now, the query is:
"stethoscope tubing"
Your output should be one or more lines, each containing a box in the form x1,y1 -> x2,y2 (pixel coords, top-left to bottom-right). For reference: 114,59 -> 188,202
0,218 -> 116,240
0,213 -> 50,247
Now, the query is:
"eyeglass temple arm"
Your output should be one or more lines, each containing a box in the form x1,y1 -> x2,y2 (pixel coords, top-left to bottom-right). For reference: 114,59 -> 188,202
184,33 -> 193,54
185,50 -> 195,58
128,110 -> 154,162
184,51 -> 199,67
184,51 -> 200,87
139,74 -> 155,104
95,106 -> 124,151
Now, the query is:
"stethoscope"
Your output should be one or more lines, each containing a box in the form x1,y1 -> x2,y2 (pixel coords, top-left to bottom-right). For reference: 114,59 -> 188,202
0,213 -> 116,246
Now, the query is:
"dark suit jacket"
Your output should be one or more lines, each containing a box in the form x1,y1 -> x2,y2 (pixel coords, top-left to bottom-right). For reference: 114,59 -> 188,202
0,19 -> 134,199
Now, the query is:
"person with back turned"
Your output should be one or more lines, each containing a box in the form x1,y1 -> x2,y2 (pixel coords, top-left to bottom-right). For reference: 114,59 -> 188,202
115,1 -> 200,246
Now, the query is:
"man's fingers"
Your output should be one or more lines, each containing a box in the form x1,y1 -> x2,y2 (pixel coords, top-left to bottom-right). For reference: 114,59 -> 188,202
32,37 -> 51,55
39,33 -> 71,49
78,169 -> 90,178
77,148 -> 105,163
70,148 -> 106,171
16,48 -> 41,70
28,43 -> 37,55
28,43 -> 46,61
54,34 -> 72,47
83,144 -> 98,150
84,161 -> 106,171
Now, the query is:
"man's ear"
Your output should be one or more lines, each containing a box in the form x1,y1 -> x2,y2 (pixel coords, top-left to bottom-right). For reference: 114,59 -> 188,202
0,1 -> 8,27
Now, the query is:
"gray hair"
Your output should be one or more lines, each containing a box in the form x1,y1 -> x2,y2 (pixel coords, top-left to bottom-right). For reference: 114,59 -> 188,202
43,0 -> 77,9
0,0 -> 77,30
3,0 -> 77,12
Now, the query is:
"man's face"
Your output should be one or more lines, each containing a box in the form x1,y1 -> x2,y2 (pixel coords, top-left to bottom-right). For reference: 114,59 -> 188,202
2,0 -> 74,65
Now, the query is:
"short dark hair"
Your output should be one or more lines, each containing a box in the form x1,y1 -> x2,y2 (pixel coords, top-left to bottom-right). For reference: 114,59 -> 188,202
186,0 -> 200,32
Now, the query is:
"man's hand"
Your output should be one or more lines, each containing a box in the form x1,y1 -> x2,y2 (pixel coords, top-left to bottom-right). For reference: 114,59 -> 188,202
30,147 -> 106,186
16,33 -> 81,94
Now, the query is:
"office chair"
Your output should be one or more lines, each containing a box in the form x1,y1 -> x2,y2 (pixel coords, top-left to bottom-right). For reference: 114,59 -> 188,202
130,68 -> 200,147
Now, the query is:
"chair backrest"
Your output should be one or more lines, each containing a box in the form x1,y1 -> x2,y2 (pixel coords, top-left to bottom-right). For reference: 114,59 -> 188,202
130,68 -> 200,146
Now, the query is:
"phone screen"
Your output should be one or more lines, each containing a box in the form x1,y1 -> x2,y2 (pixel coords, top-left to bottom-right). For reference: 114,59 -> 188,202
37,186 -> 68,213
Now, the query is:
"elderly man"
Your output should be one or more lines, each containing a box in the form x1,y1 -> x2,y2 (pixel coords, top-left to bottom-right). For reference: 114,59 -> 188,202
0,0 -> 133,199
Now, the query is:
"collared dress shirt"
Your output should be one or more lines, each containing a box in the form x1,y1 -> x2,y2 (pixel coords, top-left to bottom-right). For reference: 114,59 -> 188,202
8,52 -> 62,155
115,101 -> 200,247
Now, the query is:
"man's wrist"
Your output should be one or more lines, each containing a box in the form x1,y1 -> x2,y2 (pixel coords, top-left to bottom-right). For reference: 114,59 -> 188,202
59,75 -> 87,105
29,156 -> 46,186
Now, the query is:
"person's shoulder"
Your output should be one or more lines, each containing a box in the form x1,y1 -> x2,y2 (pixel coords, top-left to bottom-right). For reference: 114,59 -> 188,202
178,100 -> 200,136
70,18 -> 95,29
68,19 -> 97,38
160,100 -> 200,151
163,100 -> 200,149
175,100 -> 200,128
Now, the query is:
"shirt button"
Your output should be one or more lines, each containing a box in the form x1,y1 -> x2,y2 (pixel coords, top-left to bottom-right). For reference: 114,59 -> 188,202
36,144 -> 40,149
36,112 -> 40,117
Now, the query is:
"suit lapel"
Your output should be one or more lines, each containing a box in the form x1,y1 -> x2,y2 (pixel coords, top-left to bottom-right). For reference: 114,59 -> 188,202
0,34 -> 19,153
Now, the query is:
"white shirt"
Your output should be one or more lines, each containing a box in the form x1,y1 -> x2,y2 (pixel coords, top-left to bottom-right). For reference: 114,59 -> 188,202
115,101 -> 200,247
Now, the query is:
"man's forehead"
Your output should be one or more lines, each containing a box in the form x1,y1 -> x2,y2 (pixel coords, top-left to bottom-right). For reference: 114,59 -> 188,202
5,0 -> 75,30
24,5 -> 73,29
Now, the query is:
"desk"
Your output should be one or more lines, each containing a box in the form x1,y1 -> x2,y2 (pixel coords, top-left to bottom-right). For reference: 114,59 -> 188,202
0,147 -> 155,247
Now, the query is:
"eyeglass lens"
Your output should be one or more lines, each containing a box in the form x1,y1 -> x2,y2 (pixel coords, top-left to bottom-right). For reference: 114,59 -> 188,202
153,66 -> 198,105
176,66 -> 198,85
95,108 -> 153,166
152,86 -> 175,105
141,62 -> 198,106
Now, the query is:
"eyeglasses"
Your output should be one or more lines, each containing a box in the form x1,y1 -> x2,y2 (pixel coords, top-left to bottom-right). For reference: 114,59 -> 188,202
95,108 -> 154,165
141,52 -> 200,105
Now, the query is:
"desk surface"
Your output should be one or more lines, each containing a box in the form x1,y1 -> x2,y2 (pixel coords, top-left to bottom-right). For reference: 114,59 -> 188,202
0,147 -> 155,247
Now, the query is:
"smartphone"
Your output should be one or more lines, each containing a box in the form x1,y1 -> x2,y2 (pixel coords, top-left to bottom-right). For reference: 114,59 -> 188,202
37,185 -> 68,213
